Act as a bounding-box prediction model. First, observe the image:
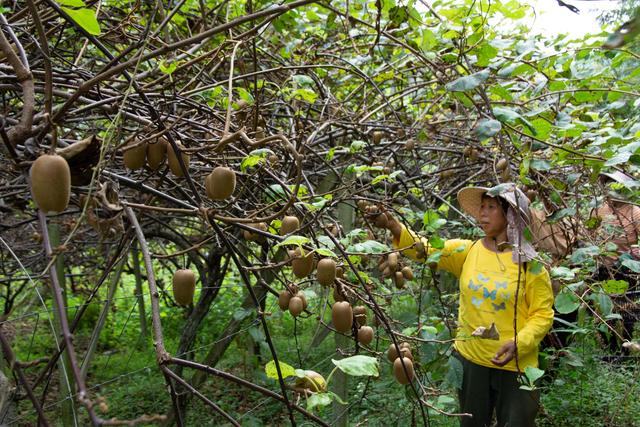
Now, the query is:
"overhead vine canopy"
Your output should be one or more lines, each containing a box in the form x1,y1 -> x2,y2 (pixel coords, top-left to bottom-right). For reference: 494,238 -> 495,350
0,0 -> 639,425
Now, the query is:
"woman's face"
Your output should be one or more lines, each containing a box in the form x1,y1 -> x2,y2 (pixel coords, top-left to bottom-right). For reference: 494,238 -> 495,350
479,196 -> 508,238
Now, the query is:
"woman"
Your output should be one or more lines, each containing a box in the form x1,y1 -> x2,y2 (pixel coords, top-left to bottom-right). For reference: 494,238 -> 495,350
381,183 -> 554,427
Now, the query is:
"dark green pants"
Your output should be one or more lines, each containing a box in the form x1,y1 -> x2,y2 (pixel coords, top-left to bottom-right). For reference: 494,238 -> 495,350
455,353 -> 539,427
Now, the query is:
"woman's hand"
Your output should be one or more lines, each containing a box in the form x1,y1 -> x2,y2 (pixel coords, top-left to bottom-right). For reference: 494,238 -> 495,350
490,340 -> 516,366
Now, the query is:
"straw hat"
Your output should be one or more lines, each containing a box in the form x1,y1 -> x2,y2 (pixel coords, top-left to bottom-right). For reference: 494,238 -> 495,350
457,183 -> 531,224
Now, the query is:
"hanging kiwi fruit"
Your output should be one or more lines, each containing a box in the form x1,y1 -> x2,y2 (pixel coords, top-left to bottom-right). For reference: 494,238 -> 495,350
316,258 -> 336,286
172,269 -> 196,306
357,326 -> 374,346
393,357 -> 415,385
278,290 -> 292,311
401,266 -> 414,281
372,131 -> 384,144
205,166 -> 236,200
30,154 -> 71,214
122,140 -> 146,170
353,306 -> 367,326
243,222 -> 268,241
496,157 -> 508,172
288,296 -> 304,317
290,248 -> 315,278
280,215 -> 300,235
147,137 -> 167,170
167,143 -> 190,177
332,301 -> 353,333
394,271 -> 405,289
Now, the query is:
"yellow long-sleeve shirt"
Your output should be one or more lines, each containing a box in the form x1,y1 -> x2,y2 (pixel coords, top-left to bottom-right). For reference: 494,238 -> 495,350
395,227 -> 554,372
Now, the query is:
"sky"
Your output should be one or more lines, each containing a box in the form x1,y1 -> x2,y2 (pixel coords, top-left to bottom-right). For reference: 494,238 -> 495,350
527,0 -> 621,37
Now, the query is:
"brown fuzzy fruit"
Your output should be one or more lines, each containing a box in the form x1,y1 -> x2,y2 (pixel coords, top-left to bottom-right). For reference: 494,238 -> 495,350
332,301 -> 353,333
316,258 -> 337,286
393,357 -> 415,385
440,169 -> 455,179
30,154 -> 71,213
167,143 -> 190,177
288,296 -> 304,317
336,267 -> 344,279
357,326 -> 374,345
123,141 -> 146,170
387,253 -> 398,271
291,249 -> 314,278
147,137 -> 167,170
353,306 -> 367,326
496,158 -> 508,171
243,222 -> 268,241
526,189 -> 537,202
401,266 -> 414,280
278,290 -> 292,311
295,291 -> 308,309
332,287 -> 346,302
172,269 -> 196,306
372,131 -> 384,144
357,200 -> 368,210
405,139 -> 415,151
280,216 -> 300,235
394,271 -> 405,289
387,343 -> 399,362
205,167 -> 236,200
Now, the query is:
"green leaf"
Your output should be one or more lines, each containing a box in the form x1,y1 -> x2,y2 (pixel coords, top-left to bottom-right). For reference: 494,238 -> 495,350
554,289 -> 580,314
265,360 -> 296,380
306,393 -> 333,410
315,248 -> 337,258
57,0 -> 86,6
493,106 -> 520,123
332,355 -> 379,377
621,258 -> 640,273
474,119 -> 502,140
349,240 -> 389,254
428,235 -> 445,250
61,7 -> 101,35
350,140 -> 366,154
445,70 -> 490,92
273,235 -> 310,250
601,279 -> 629,294
524,366 -> 544,383
550,266 -> 575,281
159,61 -> 177,75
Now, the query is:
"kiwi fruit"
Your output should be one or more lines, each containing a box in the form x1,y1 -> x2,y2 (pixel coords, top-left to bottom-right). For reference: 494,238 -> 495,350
278,290 -> 292,311
470,148 -> 480,160
332,287 -> 346,302
526,189 -> 537,202
414,241 -> 426,259
243,222 -> 268,241
288,296 -> 304,317
387,342 -> 411,362
353,306 -> 367,326
463,146 -> 472,157
357,326 -> 374,345
387,343 -> 399,362
146,137 -> 167,170
405,139 -> 415,151
393,357 -> 415,385
401,266 -> 414,280
172,269 -> 196,306
496,157 -> 508,171
30,154 -> 71,214
372,131 -> 384,144
280,215 -> 300,235
387,252 -> 398,271
167,143 -> 190,177
205,166 -> 236,200
440,169 -> 455,179
394,271 -> 405,289
336,266 -> 344,279
374,212 -> 389,228
291,249 -> 314,278
500,167 -> 511,181
357,200 -> 368,210
123,140 -> 146,170
332,301 -> 353,333
316,258 -> 336,286
295,291 -> 308,309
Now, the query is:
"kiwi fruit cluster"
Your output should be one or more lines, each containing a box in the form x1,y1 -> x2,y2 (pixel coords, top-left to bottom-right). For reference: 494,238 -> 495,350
332,301 -> 353,333
289,248 -> 315,278
121,137 -> 169,171
243,222 -> 268,242
30,154 -> 71,214
316,258 -> 336,287
172,269 -> 196,306
205,166 -> 236,200
378,252 -> 413,289
358,201 -> 392,229
463,146 -> 479,160
388,342 -> 415,384
280,215 -> 300,235
278,287 -> 307,317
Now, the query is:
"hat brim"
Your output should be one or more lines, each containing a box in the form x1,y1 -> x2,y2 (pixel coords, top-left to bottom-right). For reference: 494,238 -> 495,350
457,187 -> 490,221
